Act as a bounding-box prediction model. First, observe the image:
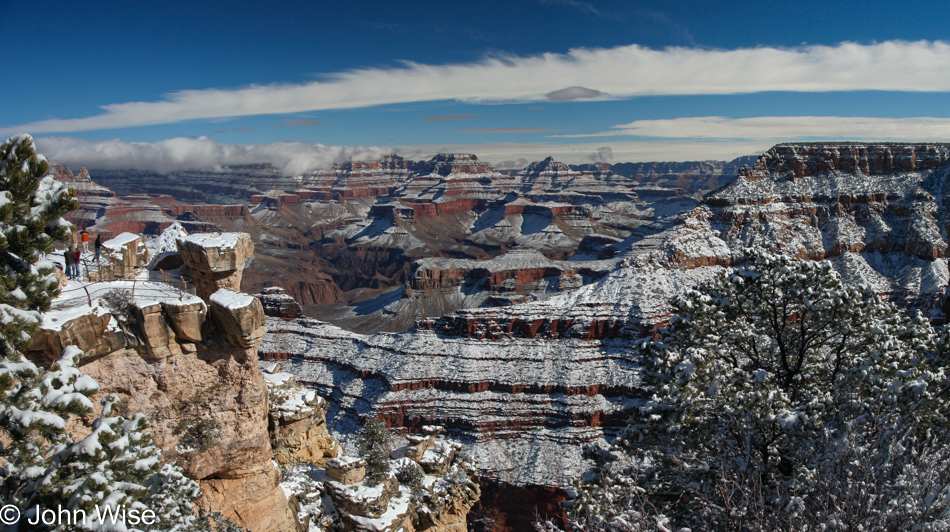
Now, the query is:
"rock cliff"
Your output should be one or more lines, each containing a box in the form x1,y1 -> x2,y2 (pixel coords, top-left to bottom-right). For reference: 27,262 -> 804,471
260,142 -> 950,505
61,154 -> 725,331
31,233 -> 302,532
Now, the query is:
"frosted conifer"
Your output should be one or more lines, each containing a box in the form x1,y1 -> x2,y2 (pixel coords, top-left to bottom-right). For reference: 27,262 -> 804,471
561,250 -> 950,530
0,134 -> 76,357
357,418 -> 393,486
0,136 -> 214,531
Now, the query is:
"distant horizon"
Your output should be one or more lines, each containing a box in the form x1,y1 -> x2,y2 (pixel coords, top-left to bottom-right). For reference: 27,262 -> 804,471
42,137 -> 950,177
44,142 -> 762,175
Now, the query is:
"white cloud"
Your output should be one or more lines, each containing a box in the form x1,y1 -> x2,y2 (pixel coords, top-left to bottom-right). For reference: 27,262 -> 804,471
36,136 -> 393,176
545,86 -> 606,102
393,140 -> 770,164
8,41 -> 950,135
560,115 -> 950,140
587,146 -> 614,162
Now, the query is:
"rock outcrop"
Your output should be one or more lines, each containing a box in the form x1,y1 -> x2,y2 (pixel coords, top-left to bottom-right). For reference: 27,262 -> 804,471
258,286 -> 304,319
32,233 -> 302,532
97,232 -> 150,279
261,142 -> 950,503
29,307 -> 126,366
178,232 -> 254,299
262,363 -> 339,467
209,289 -> 268,350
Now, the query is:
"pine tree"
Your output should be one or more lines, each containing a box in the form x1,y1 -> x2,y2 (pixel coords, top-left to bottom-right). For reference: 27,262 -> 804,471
562,250 -> 950,530
0,134 -> 76,357
357,418 -> 393,486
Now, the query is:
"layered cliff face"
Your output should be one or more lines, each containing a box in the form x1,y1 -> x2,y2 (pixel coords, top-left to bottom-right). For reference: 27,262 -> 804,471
705,143 -> 950,307
64,154 -> 716,333
259,313 -> 647,488
261,143 -> 950,500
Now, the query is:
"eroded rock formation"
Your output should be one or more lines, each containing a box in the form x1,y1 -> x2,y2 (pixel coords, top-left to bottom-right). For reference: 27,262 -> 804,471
262,143 -> 950,502
177,232 -> 254,299
262,363 -> 339,467
31,233 -> 302,532
258,286 -> 305,319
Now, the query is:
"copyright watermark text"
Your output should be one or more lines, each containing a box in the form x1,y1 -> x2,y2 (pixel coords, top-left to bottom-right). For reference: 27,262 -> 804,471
0,503 -> 158,527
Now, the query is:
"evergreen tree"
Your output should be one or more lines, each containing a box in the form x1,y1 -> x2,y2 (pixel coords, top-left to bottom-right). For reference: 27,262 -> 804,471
357,418 -> 393,486
0,134 -> 76,357
562,251 -> 950,530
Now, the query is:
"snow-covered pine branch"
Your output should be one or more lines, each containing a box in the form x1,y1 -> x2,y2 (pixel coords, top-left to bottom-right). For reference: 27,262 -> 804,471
559,250 -> 950,531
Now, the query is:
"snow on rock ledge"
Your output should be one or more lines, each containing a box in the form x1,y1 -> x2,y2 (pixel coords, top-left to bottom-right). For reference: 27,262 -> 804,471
262,362 -> 339,467
177,232 -> 254,300
100,232 -> 149,279
210,289 -> 267,350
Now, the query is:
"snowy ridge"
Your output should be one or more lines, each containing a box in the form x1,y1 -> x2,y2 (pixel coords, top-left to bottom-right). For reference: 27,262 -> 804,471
263,143 -> 950,489
260,316 -> 641,485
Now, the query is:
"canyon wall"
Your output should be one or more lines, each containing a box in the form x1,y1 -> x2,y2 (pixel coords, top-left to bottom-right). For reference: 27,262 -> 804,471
30,234 -> 302,531
262,143 -> 950,497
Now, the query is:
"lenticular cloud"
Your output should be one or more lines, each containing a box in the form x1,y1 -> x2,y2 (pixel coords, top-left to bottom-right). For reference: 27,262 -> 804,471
9,40 -> 950,135
36,137 -> 393,176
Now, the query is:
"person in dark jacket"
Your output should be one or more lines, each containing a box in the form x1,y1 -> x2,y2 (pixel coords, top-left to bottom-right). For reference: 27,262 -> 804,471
64,247 -> 76,280
94,234 -> 103,261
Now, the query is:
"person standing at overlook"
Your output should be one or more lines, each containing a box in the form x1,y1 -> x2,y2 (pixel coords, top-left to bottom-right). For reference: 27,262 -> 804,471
80,228 -> 89,253
64,246 -> 76,280
94,234 -> 102,261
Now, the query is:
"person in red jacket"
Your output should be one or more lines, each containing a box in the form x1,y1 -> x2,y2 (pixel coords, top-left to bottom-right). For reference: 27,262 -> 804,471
81,228 -> 89,253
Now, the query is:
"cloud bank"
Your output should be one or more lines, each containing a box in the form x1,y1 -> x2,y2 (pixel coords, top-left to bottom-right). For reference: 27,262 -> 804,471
9,41 -> 950,134
562,116 -> 950,140
36,137 -> 393,176
394,140 -> 770,165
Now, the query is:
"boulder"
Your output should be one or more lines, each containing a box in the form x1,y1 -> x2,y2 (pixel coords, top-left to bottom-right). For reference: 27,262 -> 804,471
28,311 -> 127,366
325,457 -> 366,485
102,233 -> 150,279
209,289 -> 267,350
131,301 -> 182,360
177,233 -> 253,300
327,475 -> 399,519
161,299 -> 206,343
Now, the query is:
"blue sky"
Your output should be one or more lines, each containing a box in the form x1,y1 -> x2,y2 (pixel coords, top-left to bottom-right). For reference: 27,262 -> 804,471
6,0 -> 950,172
